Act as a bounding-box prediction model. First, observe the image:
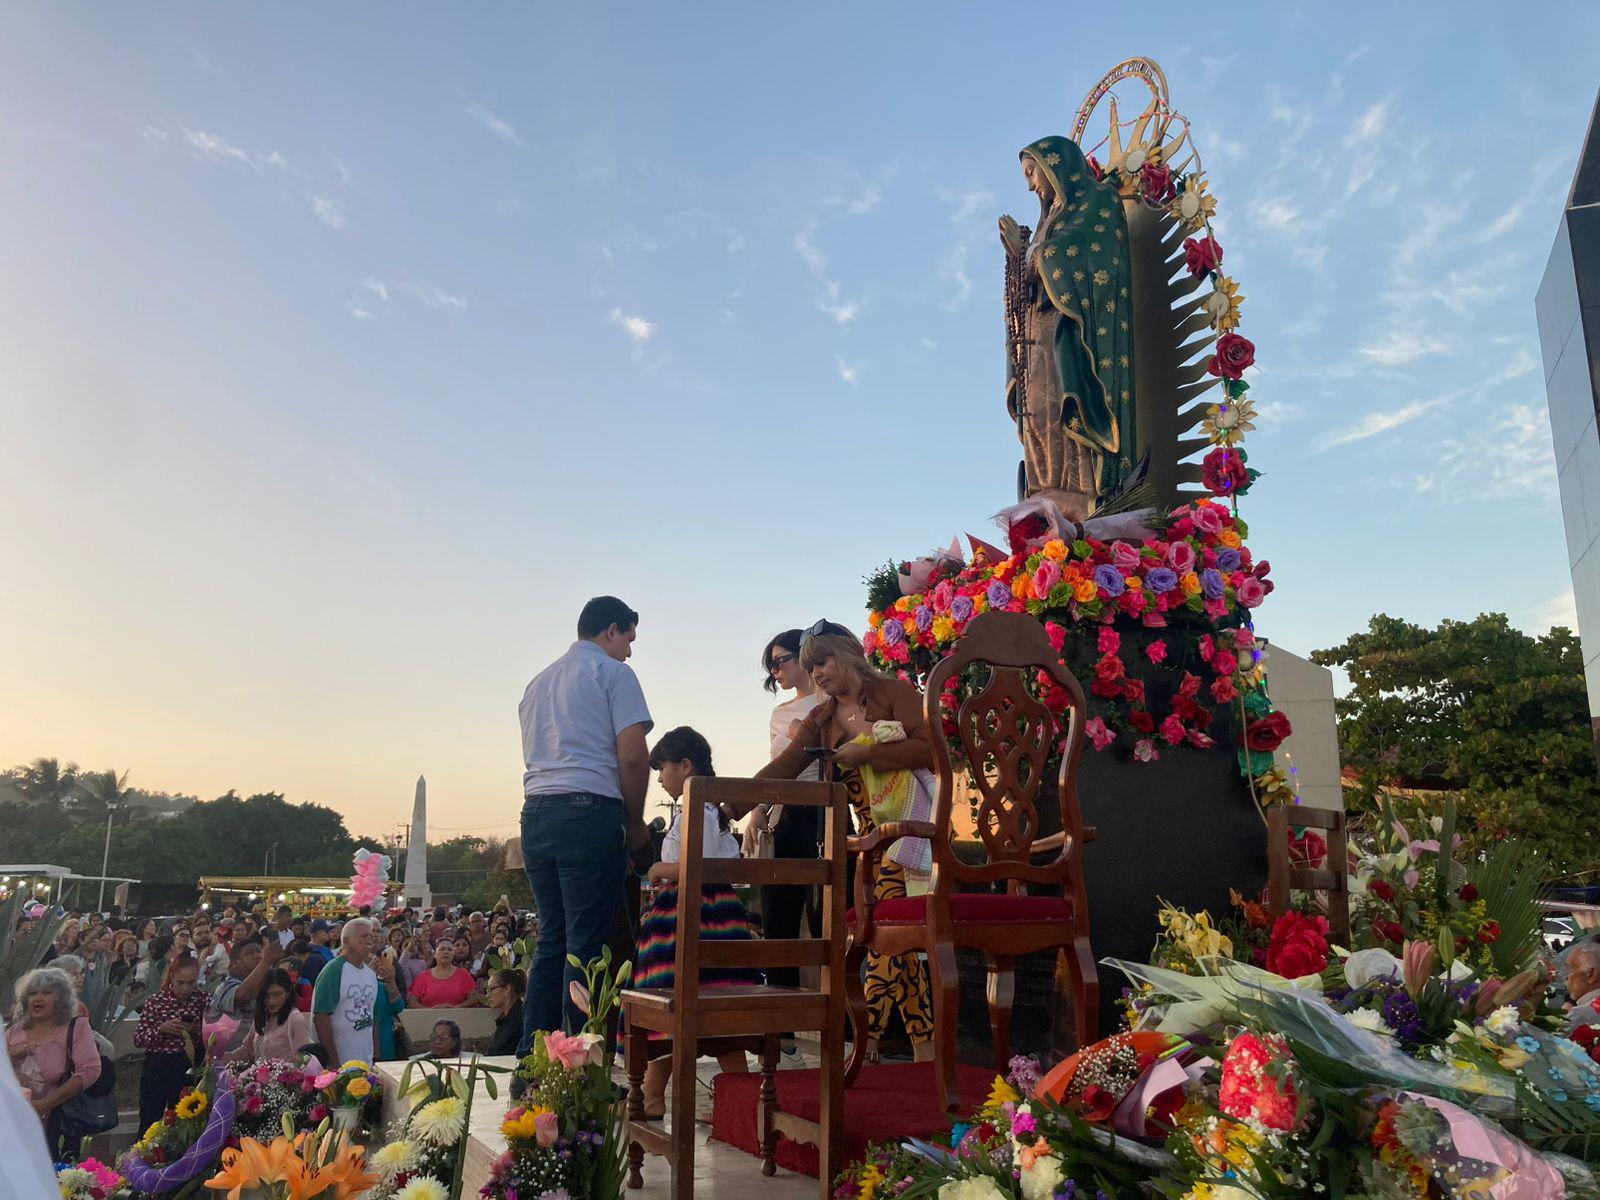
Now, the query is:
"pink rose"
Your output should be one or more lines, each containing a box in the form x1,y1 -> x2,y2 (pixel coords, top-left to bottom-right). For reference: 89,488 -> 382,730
1203,597 -> 1228,620
1133,737 -> 1159,762
1111,541 -> 1141,571
1045,621 -> 1067,653
544,1029 -> 603,1071
1097,627 -> 1120,655
1185,727 -> 1216,749
309,1104 -> 328,1122
1085,716 -> 1115,751
932,580 -> 953,613
1231,627 -> 1255,648
1165,541 -> 1195,574
1236,577 -> 1266,608
1190,504 -> 1224,534
1031,559 -> 1062,598
535,1108 -> 560,1147
314,1070 -> 338,1090
1146,639 -> 1168,664
1159,714 -> 1185,745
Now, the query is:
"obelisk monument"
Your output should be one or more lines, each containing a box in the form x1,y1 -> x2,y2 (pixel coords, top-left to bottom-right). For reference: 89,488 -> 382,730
404,774 -> 431,909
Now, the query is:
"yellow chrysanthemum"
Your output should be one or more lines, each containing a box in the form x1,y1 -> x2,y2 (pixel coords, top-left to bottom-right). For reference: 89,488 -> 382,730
986,1076 -> 1020,1110
1170,176 -> 1217,231
370,1140 -> 420,1180
1205,276 -> 1244,332
396,1178 -> 449,1200
175,1091 -> 208,1120
410,1096 -> 466,1145
346,1077 -> 372,1098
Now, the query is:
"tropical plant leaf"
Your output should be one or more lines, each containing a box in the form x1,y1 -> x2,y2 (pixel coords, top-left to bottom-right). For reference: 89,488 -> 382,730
1471,842 -> 1546,977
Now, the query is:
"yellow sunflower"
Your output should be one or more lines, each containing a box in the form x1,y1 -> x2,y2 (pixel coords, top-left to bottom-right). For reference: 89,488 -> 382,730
1202,397 -> 1257,447
1205,276 -> 1244,332
175,1091 -> 209,1120
1170,176 -> 1217,231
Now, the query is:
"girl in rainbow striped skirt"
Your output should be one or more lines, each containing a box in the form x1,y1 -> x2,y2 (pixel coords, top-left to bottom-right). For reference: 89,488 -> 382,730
634,726 -> 757,1117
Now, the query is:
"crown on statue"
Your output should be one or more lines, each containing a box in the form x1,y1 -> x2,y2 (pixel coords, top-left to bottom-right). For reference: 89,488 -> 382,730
1073,57 -> 1196,201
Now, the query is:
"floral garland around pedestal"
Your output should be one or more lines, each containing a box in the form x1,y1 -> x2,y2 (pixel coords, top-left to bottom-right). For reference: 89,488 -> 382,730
120,1069 -> 237,1197
862,500 -> 1296,808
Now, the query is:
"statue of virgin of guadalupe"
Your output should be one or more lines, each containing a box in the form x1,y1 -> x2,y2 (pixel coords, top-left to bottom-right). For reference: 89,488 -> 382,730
1001,135 -> 1136,520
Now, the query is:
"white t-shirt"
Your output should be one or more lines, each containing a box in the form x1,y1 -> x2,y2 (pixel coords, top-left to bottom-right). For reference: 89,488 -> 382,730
313,958 -> 378,1066
770,693 -> 822,782
663,803 -> 742,863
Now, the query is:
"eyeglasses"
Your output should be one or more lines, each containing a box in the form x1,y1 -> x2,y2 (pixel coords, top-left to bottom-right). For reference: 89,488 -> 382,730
768,652 -> 795,672
798,619 -> 851,648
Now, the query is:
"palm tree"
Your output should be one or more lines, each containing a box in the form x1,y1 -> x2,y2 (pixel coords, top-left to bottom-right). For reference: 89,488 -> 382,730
74,769 -> 134,823
11,757 -> 81,809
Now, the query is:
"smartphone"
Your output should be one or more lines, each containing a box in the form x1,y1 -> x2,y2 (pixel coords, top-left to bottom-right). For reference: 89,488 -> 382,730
804,746 -> 833,760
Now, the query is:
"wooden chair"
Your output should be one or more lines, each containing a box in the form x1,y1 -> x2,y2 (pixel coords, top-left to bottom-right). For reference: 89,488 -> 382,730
1266,804 -> 1350,944
843,610 -> 1098,1112
622,777 -> 849,1200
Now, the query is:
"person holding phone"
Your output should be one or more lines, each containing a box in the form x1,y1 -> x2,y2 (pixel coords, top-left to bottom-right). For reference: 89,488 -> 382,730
754,622 -> 936,1065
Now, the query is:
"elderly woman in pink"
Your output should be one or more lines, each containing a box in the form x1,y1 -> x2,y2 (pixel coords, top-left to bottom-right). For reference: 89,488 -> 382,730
6,966 -> 101,1159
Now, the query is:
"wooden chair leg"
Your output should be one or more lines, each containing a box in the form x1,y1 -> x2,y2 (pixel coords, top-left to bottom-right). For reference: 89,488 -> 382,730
985,953 -> 1015,1076
842,942 -> 869,1086
759,1033 -> 779,1177
927,943 -> 961,1112
625,1023 -> 646,1189
1063,937 -> 1100,1051
817,998 -> 845,1199
669,1031 -> 697,1200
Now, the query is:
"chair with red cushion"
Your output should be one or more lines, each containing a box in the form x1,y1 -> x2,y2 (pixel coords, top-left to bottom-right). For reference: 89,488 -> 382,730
843,610 -> 1098,1112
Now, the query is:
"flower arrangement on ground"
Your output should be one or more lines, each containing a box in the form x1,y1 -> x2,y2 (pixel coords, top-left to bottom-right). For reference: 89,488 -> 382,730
121,1068 -> 238,1197
315,1060 -> 381,1131
203,1126 -> 376,1200
366,1093 -> 468,1200
228,1058 -> 323,1144
482,948 -> 631,1200
56,1157 -> 126,1199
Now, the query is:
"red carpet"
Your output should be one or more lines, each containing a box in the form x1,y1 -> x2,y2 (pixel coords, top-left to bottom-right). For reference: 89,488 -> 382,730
710,1062 -> 994,1178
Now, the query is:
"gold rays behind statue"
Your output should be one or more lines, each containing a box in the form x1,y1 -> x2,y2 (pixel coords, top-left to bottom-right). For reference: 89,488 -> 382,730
1075,58 -> 1218,509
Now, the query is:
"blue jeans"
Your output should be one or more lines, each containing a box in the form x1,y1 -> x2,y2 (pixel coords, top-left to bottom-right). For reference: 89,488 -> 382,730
519,793 -> 627,1052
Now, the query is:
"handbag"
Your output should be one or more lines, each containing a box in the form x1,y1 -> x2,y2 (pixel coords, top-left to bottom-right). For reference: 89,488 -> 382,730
58,1019 -> 119,1139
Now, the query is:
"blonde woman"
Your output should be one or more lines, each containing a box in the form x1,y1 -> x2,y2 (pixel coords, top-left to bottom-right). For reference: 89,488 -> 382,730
755,622 -> 935,1064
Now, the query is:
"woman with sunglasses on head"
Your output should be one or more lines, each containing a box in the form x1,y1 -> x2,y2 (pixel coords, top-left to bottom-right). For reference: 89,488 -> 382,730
747,630 -> 824,996
755,621 -> 936,1065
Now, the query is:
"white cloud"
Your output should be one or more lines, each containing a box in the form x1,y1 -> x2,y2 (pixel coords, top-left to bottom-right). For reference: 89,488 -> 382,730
939,242 -> 973,311
823,163 -> 897,216
610,308 -> 654,344
401,284 -> 467,309
466,103 -> 523,148
939,188 -> 994,224
1532,588 -> 1578,633
920,337 -> 938,350
1359,330 -> 1446,367
1344,100 -> 1389,148
308,193 -> 347,230
793,221 -> 863,325
346,301 -> 374,321
1250,197 -> 1303,235
363,278 -> 388,301
182,127 -> 253,167
140,124 -> 169,145
1316,398 -> 1439,451
333,157 -> 352,187
838,358 -> 858,384
264,150 -> 291,171
725,230 -> 747,254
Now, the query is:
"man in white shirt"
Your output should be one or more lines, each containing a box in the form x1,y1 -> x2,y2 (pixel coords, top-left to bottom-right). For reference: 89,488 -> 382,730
273,904 -> 295,949
517,596 -> 653,1048
1564,942 -> 1600,1034
312,918 -> 381,1067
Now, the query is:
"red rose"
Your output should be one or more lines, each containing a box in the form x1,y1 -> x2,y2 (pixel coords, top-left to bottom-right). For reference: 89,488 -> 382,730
1207,332 -> 1257,380
1183,235 -> 1222,277
1288,828 -> 1327,868
1202,447 -> 1250,496
1123,678 -> 1147,706
1265,911 -> 1329,979
1245,711 -> 1293,753
1141,162 -> 1175,203
1458,883 -> 1479,902
1478,921 -> 1501,944
1209,676 -> 1237,705
1380,921 -> 1406,944
1008,513 -> 1050,554
1129,710 -> 1156,734
1370,879 -> 1396,902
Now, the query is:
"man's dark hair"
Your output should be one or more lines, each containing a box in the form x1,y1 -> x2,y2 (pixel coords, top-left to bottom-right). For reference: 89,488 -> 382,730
148,933 -> 175,962
761,629 -> 804,695
577,595 -> 639,640
648,726 -> 715,776
275,904 -> 292,917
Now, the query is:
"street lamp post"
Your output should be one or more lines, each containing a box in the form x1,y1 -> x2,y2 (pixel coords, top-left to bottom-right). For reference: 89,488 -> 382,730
97,802 -> 120,912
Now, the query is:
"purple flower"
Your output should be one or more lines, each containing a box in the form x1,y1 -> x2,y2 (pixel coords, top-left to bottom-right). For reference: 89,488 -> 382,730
1092,565 -> 1125,597
1200,568 -> 1225,600
986,580 -> 1013,611
951,595 -> 974,622
1007,1054 -> 1043,1092
882,619 -> 905,646
1217,548 -> 1242,572
914,605 -> 933,632
1145,567 -> 1179,594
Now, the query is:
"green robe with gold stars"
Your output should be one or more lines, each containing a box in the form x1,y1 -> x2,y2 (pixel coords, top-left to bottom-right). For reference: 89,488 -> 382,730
1014,135 -> 1136,505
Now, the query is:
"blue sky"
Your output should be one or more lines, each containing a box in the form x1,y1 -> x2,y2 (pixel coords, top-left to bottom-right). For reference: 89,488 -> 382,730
4,5 -> 1599,840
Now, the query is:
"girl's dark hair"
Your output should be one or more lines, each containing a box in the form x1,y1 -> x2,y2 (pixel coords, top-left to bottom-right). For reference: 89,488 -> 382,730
761,629 -> 804,694
254,968 -> 297,1032
148,933 -> 175,962
649,726 -> 715,776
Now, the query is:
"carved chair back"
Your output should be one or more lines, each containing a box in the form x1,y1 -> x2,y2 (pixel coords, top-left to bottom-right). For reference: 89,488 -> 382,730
922,611 -> 1089,901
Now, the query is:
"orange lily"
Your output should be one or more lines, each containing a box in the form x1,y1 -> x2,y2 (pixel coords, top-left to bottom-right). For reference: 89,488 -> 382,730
206,1135 -> 295,1200
284,1131 -> 378,1200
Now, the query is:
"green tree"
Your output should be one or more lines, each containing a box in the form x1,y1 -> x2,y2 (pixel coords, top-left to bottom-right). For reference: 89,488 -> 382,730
1312,612 -> 1600,877
73,768 -> 136,823
10,757 -> 82,808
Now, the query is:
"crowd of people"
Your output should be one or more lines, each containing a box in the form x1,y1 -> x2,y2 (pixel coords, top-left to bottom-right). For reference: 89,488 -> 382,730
6,898 -> 534,1158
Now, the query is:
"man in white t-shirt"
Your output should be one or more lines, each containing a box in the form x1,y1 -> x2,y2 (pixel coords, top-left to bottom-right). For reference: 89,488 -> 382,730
311,918 -> 380,1066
